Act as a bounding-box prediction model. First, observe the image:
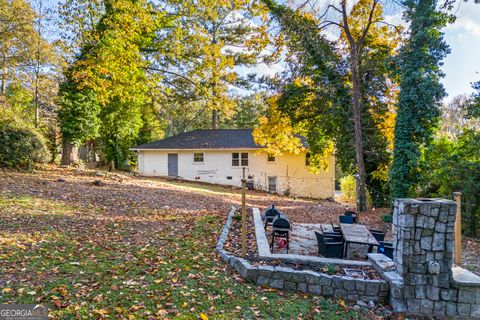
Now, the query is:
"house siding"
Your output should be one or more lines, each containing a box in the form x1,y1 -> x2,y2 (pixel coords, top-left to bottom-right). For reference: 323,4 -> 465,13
137,150 -> 335,199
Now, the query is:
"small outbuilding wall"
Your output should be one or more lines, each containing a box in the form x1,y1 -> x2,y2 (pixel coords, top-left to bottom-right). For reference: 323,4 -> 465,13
137,150 -> 335,199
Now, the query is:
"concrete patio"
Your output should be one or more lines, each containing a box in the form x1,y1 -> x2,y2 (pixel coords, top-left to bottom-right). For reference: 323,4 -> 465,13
269,223 -> 376,260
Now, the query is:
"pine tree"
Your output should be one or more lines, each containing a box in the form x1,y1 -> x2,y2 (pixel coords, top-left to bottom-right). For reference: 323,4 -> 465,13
152,0 -> 270,130
390,0 -> 450,198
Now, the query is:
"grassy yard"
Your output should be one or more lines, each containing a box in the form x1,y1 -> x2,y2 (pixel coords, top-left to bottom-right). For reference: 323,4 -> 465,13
0,166 -> 392,319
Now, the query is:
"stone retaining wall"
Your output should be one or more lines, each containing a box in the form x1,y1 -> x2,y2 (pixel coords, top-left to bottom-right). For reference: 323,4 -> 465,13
386,198 -> 480,319
217,207 -> 389,303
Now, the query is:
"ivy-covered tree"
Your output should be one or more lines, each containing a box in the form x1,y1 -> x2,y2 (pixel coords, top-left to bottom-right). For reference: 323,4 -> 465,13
260,0 -> 400,211
390,0 -> 450,198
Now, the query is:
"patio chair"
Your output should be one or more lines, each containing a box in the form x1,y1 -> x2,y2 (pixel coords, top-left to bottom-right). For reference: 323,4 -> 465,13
339,215 -> 354,224
367,230 -> 386,253
369,229 -> 386,242
315,231 -> 327,256
324,238 -> 344,259
323,231 -> 343,242
331,223 -> 341,232
315,231 -> 344,258
344,211 -> 357,223
378,241 -> 394,259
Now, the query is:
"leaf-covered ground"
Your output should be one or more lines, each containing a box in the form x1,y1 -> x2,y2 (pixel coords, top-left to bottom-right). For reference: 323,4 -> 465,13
0,166 -> 402,319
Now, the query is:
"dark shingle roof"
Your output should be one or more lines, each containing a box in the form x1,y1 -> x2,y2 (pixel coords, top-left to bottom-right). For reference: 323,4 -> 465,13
132,129 -> 261,150
132,129 -> 309,150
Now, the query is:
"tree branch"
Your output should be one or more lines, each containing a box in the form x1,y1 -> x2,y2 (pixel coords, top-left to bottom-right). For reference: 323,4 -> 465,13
358,0 -> 379,48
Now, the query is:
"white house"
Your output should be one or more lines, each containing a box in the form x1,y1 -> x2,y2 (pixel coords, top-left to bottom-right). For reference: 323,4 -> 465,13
131,129 -> 335,199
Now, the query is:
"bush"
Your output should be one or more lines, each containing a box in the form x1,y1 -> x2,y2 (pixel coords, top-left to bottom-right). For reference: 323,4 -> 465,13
0,109 -> 50,170
339,175 -> 356,202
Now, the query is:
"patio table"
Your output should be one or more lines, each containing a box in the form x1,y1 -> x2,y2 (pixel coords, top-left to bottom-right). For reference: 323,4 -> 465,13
339,223 -> 379,258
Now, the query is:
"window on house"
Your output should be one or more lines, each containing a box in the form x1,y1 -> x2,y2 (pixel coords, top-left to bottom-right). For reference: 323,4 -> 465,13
267,154 -> 275,162
232,153 -> 249,167
193,152 -> 204,163
306,152 -> 311,166
232,153 -> 239,166
241,153 -> 249,166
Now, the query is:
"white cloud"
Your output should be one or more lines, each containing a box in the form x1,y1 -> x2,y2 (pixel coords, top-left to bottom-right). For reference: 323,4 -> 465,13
450,17 -> 480,37
445,2 -> 480,37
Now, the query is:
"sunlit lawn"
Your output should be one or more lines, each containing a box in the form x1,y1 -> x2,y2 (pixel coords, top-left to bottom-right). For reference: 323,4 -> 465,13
0,168 -> 380,319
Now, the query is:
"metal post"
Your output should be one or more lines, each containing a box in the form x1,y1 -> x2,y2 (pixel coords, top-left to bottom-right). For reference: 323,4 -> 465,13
453,192 -> 462,265
241,167 -> 247,258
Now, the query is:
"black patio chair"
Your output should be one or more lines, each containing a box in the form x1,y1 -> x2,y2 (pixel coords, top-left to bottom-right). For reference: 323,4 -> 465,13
344,211 -> 357,223
369,229 -> 386,242
331,223 -> 341,232
367,230 -> 386,253
379,241 -> 394,259
323,231 -> 343,242
315,231 -> 327,256
339,215 -> 354,224
315,231 -> 344,258
324,238 -> 344,259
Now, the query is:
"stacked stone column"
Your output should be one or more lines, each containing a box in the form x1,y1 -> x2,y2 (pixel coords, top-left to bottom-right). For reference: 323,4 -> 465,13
391,198 -> 480,317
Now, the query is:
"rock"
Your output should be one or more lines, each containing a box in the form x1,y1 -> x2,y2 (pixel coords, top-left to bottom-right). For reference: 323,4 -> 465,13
355,300 -> 376,309
57,178 -> 66,182
93,180 -> 105,186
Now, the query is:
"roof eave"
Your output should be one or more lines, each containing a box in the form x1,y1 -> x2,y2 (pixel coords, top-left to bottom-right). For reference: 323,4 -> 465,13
130,147 -> 263,151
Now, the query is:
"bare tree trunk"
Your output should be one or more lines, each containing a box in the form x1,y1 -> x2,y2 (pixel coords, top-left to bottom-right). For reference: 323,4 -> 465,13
61,141 -> 78,165
34,0 -> 42,128
1,54 -> 6,96
212,109 -> 218,129
350,52 -> 368,214
340,0 -> 378,215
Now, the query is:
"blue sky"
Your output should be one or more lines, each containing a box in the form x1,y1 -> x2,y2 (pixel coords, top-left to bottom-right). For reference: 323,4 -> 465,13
245,1 -> 480,101
442,1 -> 480,100
45,0 -> 480,101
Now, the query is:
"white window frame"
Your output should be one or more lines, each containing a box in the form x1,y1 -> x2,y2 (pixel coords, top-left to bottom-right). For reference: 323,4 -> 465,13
241,152 -> 249,166
232,152 -> 249,167
193,152 -> 204,164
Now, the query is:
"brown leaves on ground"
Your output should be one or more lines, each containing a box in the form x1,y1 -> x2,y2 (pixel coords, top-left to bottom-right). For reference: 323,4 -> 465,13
0,165 -> 465,319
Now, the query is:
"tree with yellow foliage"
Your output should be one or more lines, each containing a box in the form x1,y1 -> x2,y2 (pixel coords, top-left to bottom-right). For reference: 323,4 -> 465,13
261,0 -> 401,211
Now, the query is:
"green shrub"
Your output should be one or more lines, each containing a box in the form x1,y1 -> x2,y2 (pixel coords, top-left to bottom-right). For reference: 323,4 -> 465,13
382,214 -> 393,224
339,175 -> 356,202
0,109 -> 50,170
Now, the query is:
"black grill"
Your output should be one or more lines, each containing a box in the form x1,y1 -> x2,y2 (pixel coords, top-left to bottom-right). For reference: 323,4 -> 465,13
272,213 -> 291,229
263,205 -> 291,253
263,204 -> 282,229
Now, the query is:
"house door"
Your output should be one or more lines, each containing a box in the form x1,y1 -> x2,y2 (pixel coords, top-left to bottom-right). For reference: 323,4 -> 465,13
168,154 -> 178,177
268,176 -> 277,193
